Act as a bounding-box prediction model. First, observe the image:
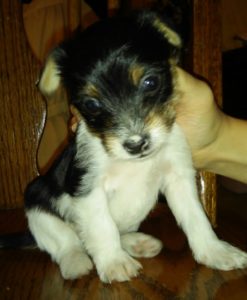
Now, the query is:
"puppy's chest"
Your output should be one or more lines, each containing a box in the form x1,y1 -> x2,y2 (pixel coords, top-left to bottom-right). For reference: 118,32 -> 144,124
102,158 -> 163,230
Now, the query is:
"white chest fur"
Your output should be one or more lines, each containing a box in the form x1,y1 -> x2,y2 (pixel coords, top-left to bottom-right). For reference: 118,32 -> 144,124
100,123 -> 194,233
103,154 -> 163,232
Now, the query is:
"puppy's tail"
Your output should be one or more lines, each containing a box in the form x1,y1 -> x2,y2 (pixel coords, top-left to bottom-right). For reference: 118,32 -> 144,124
0,231 -> 36,249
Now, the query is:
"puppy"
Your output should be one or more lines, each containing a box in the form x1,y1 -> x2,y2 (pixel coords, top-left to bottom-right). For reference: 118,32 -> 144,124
25,11 -> 247,283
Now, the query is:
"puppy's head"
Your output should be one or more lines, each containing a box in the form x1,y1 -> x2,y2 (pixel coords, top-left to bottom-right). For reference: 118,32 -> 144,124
39,11 -> 182,160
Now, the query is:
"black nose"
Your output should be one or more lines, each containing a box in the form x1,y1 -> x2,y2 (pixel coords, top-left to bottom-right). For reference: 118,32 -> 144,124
123,136 -> 149,155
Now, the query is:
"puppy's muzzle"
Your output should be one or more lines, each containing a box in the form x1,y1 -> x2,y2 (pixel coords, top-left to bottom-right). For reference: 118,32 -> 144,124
123,135 -> 150,155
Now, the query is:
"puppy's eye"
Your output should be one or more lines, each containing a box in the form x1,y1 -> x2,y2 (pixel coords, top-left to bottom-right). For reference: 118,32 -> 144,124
142,75 -> 160,92
84,99 -> 102,115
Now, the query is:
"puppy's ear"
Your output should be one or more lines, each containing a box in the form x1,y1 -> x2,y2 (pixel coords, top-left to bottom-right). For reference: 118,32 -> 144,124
152,17 -> 182,49
138,11 -> 182,61
38,52 -> 61,97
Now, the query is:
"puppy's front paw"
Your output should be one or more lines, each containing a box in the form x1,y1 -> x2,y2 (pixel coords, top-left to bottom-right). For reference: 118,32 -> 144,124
121,232 -> 163,258
96,250 -> 142,283
194,240 -> 247,271
59,249 -> 93,280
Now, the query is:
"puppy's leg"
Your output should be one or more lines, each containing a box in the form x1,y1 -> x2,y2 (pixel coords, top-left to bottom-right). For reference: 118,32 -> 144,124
121,232 -> 163,258
162,126 -> 247,270
164,173 -> 247,270
26,209 -> 93,279
73,188 -> 142,283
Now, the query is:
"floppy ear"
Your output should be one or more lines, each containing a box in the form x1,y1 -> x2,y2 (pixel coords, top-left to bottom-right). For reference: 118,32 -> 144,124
38,53 -> 61,97
152,17 -> 182,49
137,11 -> 182,62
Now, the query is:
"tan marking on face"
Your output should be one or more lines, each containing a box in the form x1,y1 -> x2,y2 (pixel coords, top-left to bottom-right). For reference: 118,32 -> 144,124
168,62 -> 181,104
70,105 -> 82,120
129,65 -> 145,86
144,60 -> 178,129
83,83 -> 100,98
153,18 -> 182,48
162,101 -> 176,128
102,134 -> 119,155
145,102 -> 176,131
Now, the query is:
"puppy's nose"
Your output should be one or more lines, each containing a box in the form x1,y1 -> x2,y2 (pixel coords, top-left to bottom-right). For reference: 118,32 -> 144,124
123,136 -> 149,155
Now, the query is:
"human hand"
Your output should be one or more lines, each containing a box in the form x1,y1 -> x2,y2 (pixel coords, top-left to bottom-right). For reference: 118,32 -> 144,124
175,67 -> 225,170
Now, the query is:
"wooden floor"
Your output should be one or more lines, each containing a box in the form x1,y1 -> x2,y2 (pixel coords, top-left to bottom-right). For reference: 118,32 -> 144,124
0,185 -> 246,300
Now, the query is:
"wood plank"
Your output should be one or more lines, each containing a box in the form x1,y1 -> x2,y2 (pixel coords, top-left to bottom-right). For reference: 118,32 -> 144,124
0,1 -> 45,208
192,0 -> 222,226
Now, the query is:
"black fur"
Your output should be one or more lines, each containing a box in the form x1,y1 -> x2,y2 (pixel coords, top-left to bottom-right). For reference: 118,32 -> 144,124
25,141 -> 82,214
25,131 -> 96,213
54,11 -> 177,103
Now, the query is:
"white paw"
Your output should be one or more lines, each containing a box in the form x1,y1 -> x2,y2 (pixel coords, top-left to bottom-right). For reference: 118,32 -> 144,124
194,240 -> 247,271
121,232 -> 163,258
96,250 -> 142,283
59,249 -> 93,280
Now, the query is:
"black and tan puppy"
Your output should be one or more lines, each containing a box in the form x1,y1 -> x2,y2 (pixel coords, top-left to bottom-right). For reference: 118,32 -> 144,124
25,11 -> 247,283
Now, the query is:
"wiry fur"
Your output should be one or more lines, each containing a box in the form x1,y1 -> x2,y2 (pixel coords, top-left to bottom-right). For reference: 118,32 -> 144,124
25,11 -> 247,283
